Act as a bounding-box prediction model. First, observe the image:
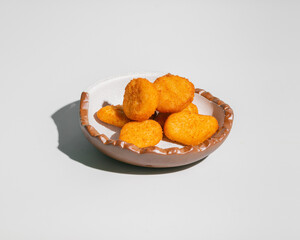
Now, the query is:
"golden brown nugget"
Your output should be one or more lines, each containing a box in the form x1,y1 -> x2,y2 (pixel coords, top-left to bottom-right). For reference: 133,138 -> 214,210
119,120 -> 163,148
154,73 -> 195,113
164,113 -> 218,145
154,103 -> 198,128
123,78 -> 159,121
182,103 -> 198,114
97,105 -> 130,128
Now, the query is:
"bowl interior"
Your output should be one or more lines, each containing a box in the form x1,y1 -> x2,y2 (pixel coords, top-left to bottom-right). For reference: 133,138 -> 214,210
87,73 -> 225,149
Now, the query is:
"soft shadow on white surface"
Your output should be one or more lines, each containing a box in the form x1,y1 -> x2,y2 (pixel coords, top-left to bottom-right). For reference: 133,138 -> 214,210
51,101 -> 206,175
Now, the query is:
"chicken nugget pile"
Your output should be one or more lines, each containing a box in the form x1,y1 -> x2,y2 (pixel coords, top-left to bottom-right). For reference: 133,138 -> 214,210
96,74 -> 219,148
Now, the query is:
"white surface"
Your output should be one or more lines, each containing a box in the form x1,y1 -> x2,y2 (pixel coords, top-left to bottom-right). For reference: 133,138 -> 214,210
0,1 -> 299,239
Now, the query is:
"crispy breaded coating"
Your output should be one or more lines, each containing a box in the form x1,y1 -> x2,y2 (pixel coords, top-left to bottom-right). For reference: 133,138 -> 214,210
119,120 -> 163,148
154,73 -> 195,113
154,103 -> 198,128
164,112 -> 218,145
182,103 -> 198,114
123,78 -> 159,121
97,105 -> 130,128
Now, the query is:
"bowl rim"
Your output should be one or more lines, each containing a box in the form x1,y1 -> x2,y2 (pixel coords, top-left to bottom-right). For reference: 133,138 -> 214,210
80,82 -> 234,155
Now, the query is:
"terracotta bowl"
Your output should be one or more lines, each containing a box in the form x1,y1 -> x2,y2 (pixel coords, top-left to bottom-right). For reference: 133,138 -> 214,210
80,73 -> 234,168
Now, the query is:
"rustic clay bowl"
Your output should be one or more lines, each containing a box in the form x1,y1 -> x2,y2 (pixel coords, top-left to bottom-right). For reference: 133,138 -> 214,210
80,73 -> 233,168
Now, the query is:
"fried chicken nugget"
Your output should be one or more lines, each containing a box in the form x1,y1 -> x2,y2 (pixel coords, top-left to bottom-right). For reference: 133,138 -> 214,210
119,120 -> 163,148
123,78 -> 159,121
154,103 -> 198,128
97,105 -> 130,128
154,73 -> 195,113
182,103 -> 198,114
164,112 -> 218,145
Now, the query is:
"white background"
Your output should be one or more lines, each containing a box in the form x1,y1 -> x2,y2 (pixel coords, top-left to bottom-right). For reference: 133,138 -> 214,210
1,0 -> 299,239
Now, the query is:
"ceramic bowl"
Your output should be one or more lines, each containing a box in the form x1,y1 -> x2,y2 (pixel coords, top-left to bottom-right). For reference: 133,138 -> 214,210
80,73 -> 233,168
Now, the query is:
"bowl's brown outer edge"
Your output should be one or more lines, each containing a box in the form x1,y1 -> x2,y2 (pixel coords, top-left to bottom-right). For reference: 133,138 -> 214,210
79,89 -> 234,155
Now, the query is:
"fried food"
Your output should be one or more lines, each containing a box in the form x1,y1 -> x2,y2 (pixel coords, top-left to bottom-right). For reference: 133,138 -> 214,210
182,103 -> 198,114
97,105 -> 130,128
123,78 -> 159,121
96,74 -> 219,148
154,73 -> 195,113
154,103 -> 198,128
164,112 -> 218,145
119,120 -> 163,148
